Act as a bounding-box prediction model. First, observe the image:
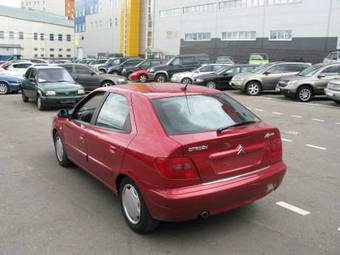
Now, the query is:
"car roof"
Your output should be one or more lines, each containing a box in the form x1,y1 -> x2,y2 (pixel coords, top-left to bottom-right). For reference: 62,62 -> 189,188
100,83 -> 221,99
32,66 -> 65,70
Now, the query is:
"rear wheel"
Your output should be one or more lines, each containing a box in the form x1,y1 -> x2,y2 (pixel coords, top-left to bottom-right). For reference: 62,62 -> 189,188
155,73 -> 167,83
36,95 -> 45,111
181,78 -> 192,84
101,80 -> 114,87
0,82 -> 8,95
246,81 -> 261,96
53,132 -> 73,167
119,178 -> 159,234
207,81 -> 216,89
139,74 -> 148,83
22,92 -> 29,102
297,85 -> 313,102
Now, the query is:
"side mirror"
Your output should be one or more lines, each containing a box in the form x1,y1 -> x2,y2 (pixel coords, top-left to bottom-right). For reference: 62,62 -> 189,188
318,74 -> 326,79
90,71 -> 96,75
58,109 -> 70,119
263,71 -> 271,75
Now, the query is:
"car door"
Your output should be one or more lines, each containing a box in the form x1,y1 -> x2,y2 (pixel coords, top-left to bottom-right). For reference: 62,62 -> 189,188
218,67 -> 240,87
63,92 -> 106,170
262,64 -> 290,90
314,65 -> 340,93
86,92 -> 136,187
22,68 -> 38,99
73,65 -> 100,91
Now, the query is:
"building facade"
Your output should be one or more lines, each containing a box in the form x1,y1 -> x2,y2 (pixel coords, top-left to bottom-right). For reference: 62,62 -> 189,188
153,0 -> 340,63
0,5 -> 75,59
21,0 -> 74,19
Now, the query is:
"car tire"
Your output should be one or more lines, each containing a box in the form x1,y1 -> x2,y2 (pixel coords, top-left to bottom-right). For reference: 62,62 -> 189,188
296,85 -> 313,102
207,81 -> 216,89
53,132 -> 73,167
101,80 -> 115,87
246,81 -> 261,96
22,92 -> 29,102
119,177 -> 159,234
181,78 -> 192,84
334,100 -> 340,104
36,95 -> 45,111
155,73 -> 167,83
0,82 -> 8,95
138,74 -> 148,83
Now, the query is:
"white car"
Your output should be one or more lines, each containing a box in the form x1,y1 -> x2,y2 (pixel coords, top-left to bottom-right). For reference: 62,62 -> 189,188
170,64 -> 230,84
2,62 -> 34,76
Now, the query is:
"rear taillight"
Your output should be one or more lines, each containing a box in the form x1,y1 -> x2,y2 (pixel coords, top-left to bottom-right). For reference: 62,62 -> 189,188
155,158 -> 200,179
270,131 -> 283,164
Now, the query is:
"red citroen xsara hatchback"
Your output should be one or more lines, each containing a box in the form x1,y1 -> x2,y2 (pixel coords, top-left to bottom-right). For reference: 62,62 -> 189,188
52,83 -> 286,233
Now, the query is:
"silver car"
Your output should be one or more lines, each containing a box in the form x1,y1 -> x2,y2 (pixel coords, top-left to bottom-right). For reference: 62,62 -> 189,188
230,62 -> 311,96
170,64 -> 229,84
325,79 -> 340,104
278,63 -> 340,102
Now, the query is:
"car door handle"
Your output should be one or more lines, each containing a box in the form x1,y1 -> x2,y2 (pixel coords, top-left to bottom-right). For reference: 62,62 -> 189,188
109,145 -> 117,154
79,135 -> 85,143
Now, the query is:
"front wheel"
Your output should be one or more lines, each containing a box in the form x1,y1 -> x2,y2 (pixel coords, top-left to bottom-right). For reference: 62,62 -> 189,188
246,81 -> 261,96
119,178 -> 159,234
0,82 -> 9,95
101,81 -> 114,87
54,133 -> 73,167
297,86 -> 313,102
155,73 -> 167,83
139,74 -> 148,83
22,92 -> 29,102
36,95 -> 45,111
206,81 -> 216,89
181,78 -> 192,84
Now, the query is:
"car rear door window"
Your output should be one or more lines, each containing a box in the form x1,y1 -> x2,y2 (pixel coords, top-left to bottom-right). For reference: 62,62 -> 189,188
75,65 -> 92,74
72,92 -> 105,123
199,65 -> 213,72
321,65 -> 340,75
13,63 -> 32,69
153,94 -> 259,135
96,93 -> 131,132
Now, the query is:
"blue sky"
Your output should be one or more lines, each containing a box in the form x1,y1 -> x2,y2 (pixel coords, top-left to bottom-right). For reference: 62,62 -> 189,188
0,0 -> 20,7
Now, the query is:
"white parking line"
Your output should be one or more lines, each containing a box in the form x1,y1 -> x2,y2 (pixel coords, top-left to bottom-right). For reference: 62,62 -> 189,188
272,112 -> 283,115
312,118 -> 325,122
336,122 -> 340,125
282,138 -> 293,143
285,130 -> 299,136
305,144 -> 327,151
255,108 -> 265,112
276,201 -> 310,216
291,115 -> 303,119
264,97 -> 274,100
299,102 -> 323,107
338,227 -> 340,232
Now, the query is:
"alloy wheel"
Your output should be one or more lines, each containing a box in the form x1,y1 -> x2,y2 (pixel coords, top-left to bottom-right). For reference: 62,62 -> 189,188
298,88 -> 312,102
156,74 -> 166,83
139,75 -> 147,83
181,78 -> 192,84
102,81 -> 114,87
0,83 -> 8,95
55,136 -> 64,162
37,96 -> 42,110
122,184 -> 141,225
247,83 -> 260,96
207,82 -> 216,89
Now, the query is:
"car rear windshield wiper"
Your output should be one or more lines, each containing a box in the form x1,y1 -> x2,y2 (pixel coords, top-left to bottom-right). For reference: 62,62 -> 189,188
217,120 -> 258,134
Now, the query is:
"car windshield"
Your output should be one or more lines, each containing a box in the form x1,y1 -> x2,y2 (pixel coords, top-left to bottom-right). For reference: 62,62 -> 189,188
38,69 -> 74,83
152,94 -> 260,135
298,64 -> 323,77
252,64 -> 271,74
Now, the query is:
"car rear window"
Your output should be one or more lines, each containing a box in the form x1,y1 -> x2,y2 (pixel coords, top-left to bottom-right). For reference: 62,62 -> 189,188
152,94 -> 260,135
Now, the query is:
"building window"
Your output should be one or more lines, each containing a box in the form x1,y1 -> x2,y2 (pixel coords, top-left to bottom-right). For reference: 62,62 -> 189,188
269,30 -> 292,41
50,34 -> 54,41
41,54 -> 44,57
0,31 -> 4,39
183,3 -> 217,14
184,32 -> 211,41
66,48 -> 71,52
34,32 -> 38,40
221,31 -> 256,41
50,48 -> 55,52
59,48 -> 63,52
159,8 -> 183,17
19,32 -> 24,40
41,48 -> 44,51
34,48 -> 38,51
219,0 -> 242,9
268,0 -> 302,5
40,33 -> 44,40
66,54 -> 71,58
50,54 -> 55,58
58,34 -> 63,41
9,31 -> 14,39
58,54 -> 63,58
66,34 -> 71,41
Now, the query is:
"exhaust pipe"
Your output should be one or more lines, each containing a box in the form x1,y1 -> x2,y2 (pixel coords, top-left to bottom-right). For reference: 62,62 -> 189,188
200,211 -> 209,220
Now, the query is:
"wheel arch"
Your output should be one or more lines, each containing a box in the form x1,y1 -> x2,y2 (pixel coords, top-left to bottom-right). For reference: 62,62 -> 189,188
101,79 -> 116,86
154,71 -> 169,79
297,83 -> 314,93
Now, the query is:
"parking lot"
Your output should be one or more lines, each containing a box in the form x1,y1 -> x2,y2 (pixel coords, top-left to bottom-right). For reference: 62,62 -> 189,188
0,91 -> 339,255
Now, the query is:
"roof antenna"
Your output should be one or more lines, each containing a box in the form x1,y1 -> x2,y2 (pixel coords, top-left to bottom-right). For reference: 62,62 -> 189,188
181,79 -> 190,91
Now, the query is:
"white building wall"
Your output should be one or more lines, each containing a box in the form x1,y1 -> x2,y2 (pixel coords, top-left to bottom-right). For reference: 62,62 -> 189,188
0,16 -> 74,59
21,0 -> 66,16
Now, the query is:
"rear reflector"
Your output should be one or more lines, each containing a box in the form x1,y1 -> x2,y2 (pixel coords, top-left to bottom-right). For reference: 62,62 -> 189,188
155,158 -> 200,179
270,131 -> 283,164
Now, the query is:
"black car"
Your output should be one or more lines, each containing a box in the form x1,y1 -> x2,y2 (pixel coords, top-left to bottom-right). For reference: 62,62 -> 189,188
107,58 -> 144,75
97,57 -> 128,73
59,64 -> 127,91
193,64 -> 256,89
121,58 -> 163,77
148,54 -> 210,82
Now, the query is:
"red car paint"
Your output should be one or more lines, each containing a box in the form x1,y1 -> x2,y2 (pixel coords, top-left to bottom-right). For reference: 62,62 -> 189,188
52,83 -> 286,222
129,69 -> 154,82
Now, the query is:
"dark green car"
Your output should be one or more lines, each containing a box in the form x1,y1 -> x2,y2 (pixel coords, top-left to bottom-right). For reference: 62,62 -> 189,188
21,66 -> 85,110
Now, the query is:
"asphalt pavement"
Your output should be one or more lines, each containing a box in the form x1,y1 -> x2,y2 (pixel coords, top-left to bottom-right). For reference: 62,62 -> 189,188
0,91 -> 339,255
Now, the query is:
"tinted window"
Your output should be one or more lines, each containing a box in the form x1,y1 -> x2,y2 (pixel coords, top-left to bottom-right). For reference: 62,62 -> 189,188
223,67 -> 240,75
198,65 -> 213,72
75,65 -> 92,74
171,58 -> 182,65
286,64 -> 309,72
268,65 -> 291,74
29,69 -> 37,79
321,65 -> 340,75
38,69 -> 74,83
151,60 -> 161,65
13,63 -> 32,69
241,66 -> 255,72
25,68 -> 32,78
73,92 -> 105,123
96,93 -> 131,132
182,57 -> 196,65
153,94 -> 260,135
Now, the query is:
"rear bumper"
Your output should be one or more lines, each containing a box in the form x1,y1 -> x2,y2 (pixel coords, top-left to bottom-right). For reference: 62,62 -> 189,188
142,161 -> 287,222
324,88 -> 340,101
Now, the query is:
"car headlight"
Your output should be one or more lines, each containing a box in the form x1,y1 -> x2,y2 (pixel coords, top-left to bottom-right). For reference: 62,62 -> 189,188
287,80 -> 298,87
118,78 -> 127,84
45,90 -> 56,96
232,76 -> 243,82
78,89 -> 85,95
149,68 -> 155,73
195,78 -> 204,83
